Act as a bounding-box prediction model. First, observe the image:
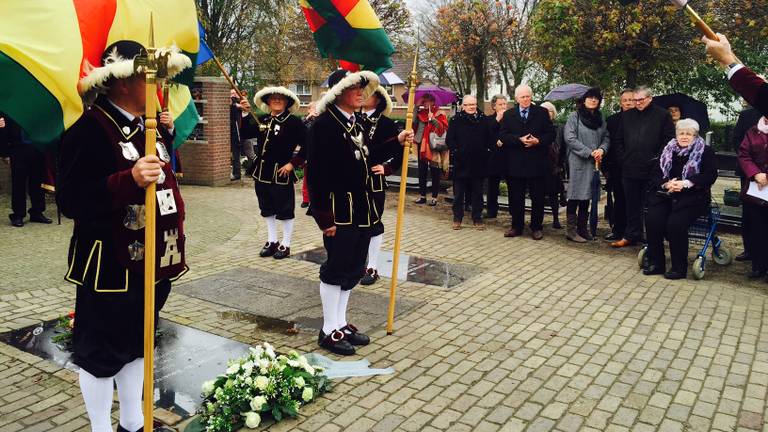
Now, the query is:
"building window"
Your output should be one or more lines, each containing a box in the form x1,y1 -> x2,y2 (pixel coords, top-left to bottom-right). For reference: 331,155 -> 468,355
289,83 -> 311,96
384,85 -> 396,97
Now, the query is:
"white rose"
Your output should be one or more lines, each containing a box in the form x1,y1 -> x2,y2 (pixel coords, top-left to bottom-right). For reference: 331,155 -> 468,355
294,377 -> 305,388
201,380 -> 216,396
255,376 -> 269,391
250,395 -> 268,411
226,363 -> 240,375
302,387 -> 313,402
244,411 -> 261,429
288,359 -> 301,368
244,376 -> 253,386
242,361 -> 254,375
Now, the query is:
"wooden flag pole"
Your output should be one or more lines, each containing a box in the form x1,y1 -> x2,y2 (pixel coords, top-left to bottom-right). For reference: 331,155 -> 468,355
386,49 -> 418,335
143,15 -> 159,432
212,55 -> 263,125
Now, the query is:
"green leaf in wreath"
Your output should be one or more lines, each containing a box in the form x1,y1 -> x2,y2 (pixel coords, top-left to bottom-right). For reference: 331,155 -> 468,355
272,406 -> 283,422
182,416 -> 206,432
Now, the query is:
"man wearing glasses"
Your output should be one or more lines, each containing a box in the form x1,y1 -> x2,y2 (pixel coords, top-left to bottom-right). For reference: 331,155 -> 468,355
610,86 -> 675,248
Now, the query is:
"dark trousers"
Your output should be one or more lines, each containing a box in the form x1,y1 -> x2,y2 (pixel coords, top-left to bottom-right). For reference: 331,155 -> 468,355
10,145 -> 46,218
607,171 -> 627,237
320,226 -> 371,290
623,177 -> 649,242
645,200 -> 703,274
506,176 -> 545,231
486,175 -> 502,217
254,181 -> 296,220
418,159 -> 441,198
453,177 -> 483,222
743,203 -> 768,272
740,177 -> 754,255
231,137 -> 241,179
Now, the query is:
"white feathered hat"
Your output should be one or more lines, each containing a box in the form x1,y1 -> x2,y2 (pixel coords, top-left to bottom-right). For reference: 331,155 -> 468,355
78,40 -> 192,96
316,69 -> 379,115
370,86 -> 393,117
253,86 -> 301,113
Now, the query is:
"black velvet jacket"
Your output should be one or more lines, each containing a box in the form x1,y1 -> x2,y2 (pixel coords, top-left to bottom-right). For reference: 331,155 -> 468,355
241,111 -> 307,184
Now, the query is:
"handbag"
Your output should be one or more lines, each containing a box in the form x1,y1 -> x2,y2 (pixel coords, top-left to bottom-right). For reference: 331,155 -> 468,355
429,130 -> 448,152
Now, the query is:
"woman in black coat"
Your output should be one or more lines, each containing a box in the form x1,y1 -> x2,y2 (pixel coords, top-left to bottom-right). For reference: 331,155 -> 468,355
644,118 -> 718,280
485,95 -> 509,219
446,95 -> 491,229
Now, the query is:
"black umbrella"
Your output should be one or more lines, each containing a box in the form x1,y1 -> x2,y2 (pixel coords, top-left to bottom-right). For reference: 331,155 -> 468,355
653,93 -> 711,132
590,160 -> 601,238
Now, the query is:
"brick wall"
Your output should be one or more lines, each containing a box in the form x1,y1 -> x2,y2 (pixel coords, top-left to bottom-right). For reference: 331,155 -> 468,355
178,76 -> 231,186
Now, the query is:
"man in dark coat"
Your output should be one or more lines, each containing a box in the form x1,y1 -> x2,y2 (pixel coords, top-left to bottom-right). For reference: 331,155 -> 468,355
499,84 -> 555,240
240,86 -> 306,259
486,94 -> 509,219
306,69 -> 381,356
603,89 -> 636,241
447,95 -> 491,229
730,106 -> 762,262
359,86 -> 410,285
57,40 -> 190,432
1,115 -> 51,227
610,86 -> 675,248
703,34 -> 768,117
230,89 -> 245,180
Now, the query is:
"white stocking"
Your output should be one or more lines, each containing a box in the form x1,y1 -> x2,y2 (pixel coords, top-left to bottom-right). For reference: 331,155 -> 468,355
319,282 -> 341,334
78,369 -> 115,432
264,216 -> 278,243
367,234 -> 383,270
337,289 -> 351,329
281,218 -> 295,247
114,358 -> 144,432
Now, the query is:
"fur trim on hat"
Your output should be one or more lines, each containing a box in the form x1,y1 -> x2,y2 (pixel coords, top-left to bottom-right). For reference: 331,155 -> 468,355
316,70 -> 379,115
78,45 -> 192,96
371,86 -> 393,117
253,86 -> 301,113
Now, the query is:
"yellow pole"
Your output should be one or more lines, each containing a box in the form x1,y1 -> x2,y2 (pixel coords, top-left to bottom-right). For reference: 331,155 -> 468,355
386,50 -> 419,335
143,15 -> 158,432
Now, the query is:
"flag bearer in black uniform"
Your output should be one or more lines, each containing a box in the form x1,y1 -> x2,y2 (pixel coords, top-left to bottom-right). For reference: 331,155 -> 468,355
307,69 -> 381,356
240,87 -> 306,259
57,40 -> 190,432
359,86 -> 407,285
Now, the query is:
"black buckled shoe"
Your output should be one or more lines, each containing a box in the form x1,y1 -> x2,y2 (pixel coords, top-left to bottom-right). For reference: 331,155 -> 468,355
9,215 -> 23,227
360,268 -> 379,285
414,197 -> 427,204
318,330 -> 355,355
604,232 -> 621,241
29,213 -> 52,224
273,245 -> 290,260
341,324 -> 370,346
643,265 -> 665,276
664,270 -> 686,280
259,242 -> 279,257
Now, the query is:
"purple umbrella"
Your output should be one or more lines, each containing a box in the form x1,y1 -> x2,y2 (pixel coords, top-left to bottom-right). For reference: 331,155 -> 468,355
401,85 -> 458,107
544,83 -> 590,101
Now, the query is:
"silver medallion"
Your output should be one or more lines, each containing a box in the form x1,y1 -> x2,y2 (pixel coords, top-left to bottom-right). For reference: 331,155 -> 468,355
351,131 -> 364,148
157,170 -> 166,185
156,142 -> 171,163
156,189 -> 177,216
159,228 -> 182,268
122,126 -> 131,135
118,141 -> 140,161
128,241 -> 145,261
123,204 -> 146,230
355,150 -> 362,160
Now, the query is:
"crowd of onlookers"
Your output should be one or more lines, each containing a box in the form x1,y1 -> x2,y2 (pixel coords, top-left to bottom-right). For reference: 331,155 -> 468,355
408,84 -> 768,282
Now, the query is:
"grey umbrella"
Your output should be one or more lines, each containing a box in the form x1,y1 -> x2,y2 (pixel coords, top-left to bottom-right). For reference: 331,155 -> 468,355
544,84 -> 590,101
590,159 -> 601,238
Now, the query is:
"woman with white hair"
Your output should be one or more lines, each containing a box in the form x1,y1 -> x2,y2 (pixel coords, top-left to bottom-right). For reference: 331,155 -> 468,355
644,118 -> 718,280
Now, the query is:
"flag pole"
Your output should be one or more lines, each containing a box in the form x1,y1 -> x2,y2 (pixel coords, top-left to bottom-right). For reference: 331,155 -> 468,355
386,48 -> 418,335
143,14 -> 159,432
211,55 -> 262,124
668,1 -> 741,63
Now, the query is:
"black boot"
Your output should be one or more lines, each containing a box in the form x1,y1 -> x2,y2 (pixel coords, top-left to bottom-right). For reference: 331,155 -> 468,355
551,198 -> 562,229
318,330 -> 355,355
340,324 -> 370,346
259,242 -> 279,257
576,207 -> 593,241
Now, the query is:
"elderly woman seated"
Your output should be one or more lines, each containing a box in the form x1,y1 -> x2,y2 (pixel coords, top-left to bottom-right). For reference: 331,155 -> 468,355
643,118 -> 718,280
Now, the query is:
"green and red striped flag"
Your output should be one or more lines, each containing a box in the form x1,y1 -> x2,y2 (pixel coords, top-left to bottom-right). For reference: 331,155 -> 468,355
300,0 -> 395,73
0,0 -> 199,148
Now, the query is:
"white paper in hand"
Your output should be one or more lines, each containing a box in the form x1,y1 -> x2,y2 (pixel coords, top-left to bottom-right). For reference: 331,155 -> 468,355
747,181 -> 768,202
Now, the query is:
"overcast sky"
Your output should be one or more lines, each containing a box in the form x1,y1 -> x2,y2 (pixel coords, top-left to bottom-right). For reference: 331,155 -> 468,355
404,0 -> 431,15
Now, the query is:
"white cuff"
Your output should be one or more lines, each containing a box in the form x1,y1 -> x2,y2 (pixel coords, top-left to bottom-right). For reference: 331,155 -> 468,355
727,63 -> 745,80
682,180 -> 694,189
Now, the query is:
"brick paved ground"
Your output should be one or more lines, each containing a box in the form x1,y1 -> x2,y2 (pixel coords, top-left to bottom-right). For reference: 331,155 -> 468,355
0,182 -> 766,432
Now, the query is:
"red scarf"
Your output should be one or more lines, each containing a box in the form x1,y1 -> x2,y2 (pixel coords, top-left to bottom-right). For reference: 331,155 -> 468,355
417,106 -> 447,162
